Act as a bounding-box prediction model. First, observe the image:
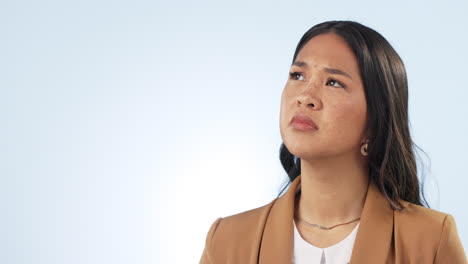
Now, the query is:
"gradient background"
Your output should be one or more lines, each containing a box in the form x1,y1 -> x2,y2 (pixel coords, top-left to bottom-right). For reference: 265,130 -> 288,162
1,0 -> 467,263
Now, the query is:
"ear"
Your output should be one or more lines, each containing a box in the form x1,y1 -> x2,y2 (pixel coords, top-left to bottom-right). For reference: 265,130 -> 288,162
361,127 -> 371,143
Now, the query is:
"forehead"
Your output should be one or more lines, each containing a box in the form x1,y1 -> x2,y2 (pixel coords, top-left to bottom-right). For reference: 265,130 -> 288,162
294,33 -> 361,78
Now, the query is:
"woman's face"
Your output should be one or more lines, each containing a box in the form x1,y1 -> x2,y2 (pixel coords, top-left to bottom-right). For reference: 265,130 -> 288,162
280,33 -> 368,161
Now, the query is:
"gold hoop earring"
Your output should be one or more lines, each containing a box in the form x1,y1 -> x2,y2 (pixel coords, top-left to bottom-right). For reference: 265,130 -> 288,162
361,140 -> 369,156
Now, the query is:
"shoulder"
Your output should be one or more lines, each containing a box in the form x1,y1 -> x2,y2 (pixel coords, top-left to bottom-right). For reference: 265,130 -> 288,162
199,199 -> 278,263
214,198 -> 277,239
393,201 -> 446,248
395,200 -> 448,229
394,201 -> 467,263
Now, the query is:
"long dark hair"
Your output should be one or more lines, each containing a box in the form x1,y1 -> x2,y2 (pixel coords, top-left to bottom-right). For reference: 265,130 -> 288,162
278,20 -> 429,210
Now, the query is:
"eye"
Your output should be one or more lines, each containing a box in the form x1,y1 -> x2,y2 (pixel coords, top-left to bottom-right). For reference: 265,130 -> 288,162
289,72 -> 305,81
326,78 -> 344,88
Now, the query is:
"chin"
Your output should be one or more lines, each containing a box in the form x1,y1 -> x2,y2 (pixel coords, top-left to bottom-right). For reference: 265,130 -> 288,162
293,151 -> 324,161
284,140 -> 319,158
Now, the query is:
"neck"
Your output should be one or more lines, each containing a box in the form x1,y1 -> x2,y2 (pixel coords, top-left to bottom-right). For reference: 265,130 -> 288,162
296,153 -> 369,227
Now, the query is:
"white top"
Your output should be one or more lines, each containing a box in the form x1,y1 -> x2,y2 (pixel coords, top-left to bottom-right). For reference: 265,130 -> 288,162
292,220 -> 360,264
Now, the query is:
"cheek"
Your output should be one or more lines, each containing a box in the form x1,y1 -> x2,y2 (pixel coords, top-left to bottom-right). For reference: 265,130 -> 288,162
327,99 -> 367,138
279,89 -> 291,122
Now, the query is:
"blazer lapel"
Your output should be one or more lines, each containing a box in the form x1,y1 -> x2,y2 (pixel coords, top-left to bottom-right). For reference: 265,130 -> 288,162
257,175 -> 394,264
349,182 -> 394,263
258,176 -> 300,264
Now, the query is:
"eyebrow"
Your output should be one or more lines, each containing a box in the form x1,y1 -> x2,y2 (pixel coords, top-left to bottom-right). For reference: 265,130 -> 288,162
292,60 -> 353,80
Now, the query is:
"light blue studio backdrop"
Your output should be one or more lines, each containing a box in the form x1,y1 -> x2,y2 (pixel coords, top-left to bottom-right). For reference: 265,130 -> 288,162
1,0 -> 467,263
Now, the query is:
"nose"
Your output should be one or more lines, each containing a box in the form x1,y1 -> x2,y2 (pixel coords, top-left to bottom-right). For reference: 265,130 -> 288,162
296,90 -> 323,110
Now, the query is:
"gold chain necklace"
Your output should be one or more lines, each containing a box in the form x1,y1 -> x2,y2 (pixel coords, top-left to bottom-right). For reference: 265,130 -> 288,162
294,215 -> 361,230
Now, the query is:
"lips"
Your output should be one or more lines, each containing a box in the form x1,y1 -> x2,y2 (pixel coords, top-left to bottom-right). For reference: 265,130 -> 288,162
290,113 -> 319,131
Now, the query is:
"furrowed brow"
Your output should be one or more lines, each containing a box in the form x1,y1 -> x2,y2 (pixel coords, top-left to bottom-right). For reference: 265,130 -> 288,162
292,61 -> 353,80
292,61 -> 307,68
324,67 -> 353,80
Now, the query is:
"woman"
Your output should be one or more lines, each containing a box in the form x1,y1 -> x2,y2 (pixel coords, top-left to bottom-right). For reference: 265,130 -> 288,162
199,20 -> 467,264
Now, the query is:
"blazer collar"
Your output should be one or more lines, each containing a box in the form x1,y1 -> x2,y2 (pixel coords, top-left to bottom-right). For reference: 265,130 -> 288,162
258,175 -> 394,264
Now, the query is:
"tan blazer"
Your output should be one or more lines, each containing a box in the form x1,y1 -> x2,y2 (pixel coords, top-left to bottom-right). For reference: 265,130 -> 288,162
200,175 -> 467,263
